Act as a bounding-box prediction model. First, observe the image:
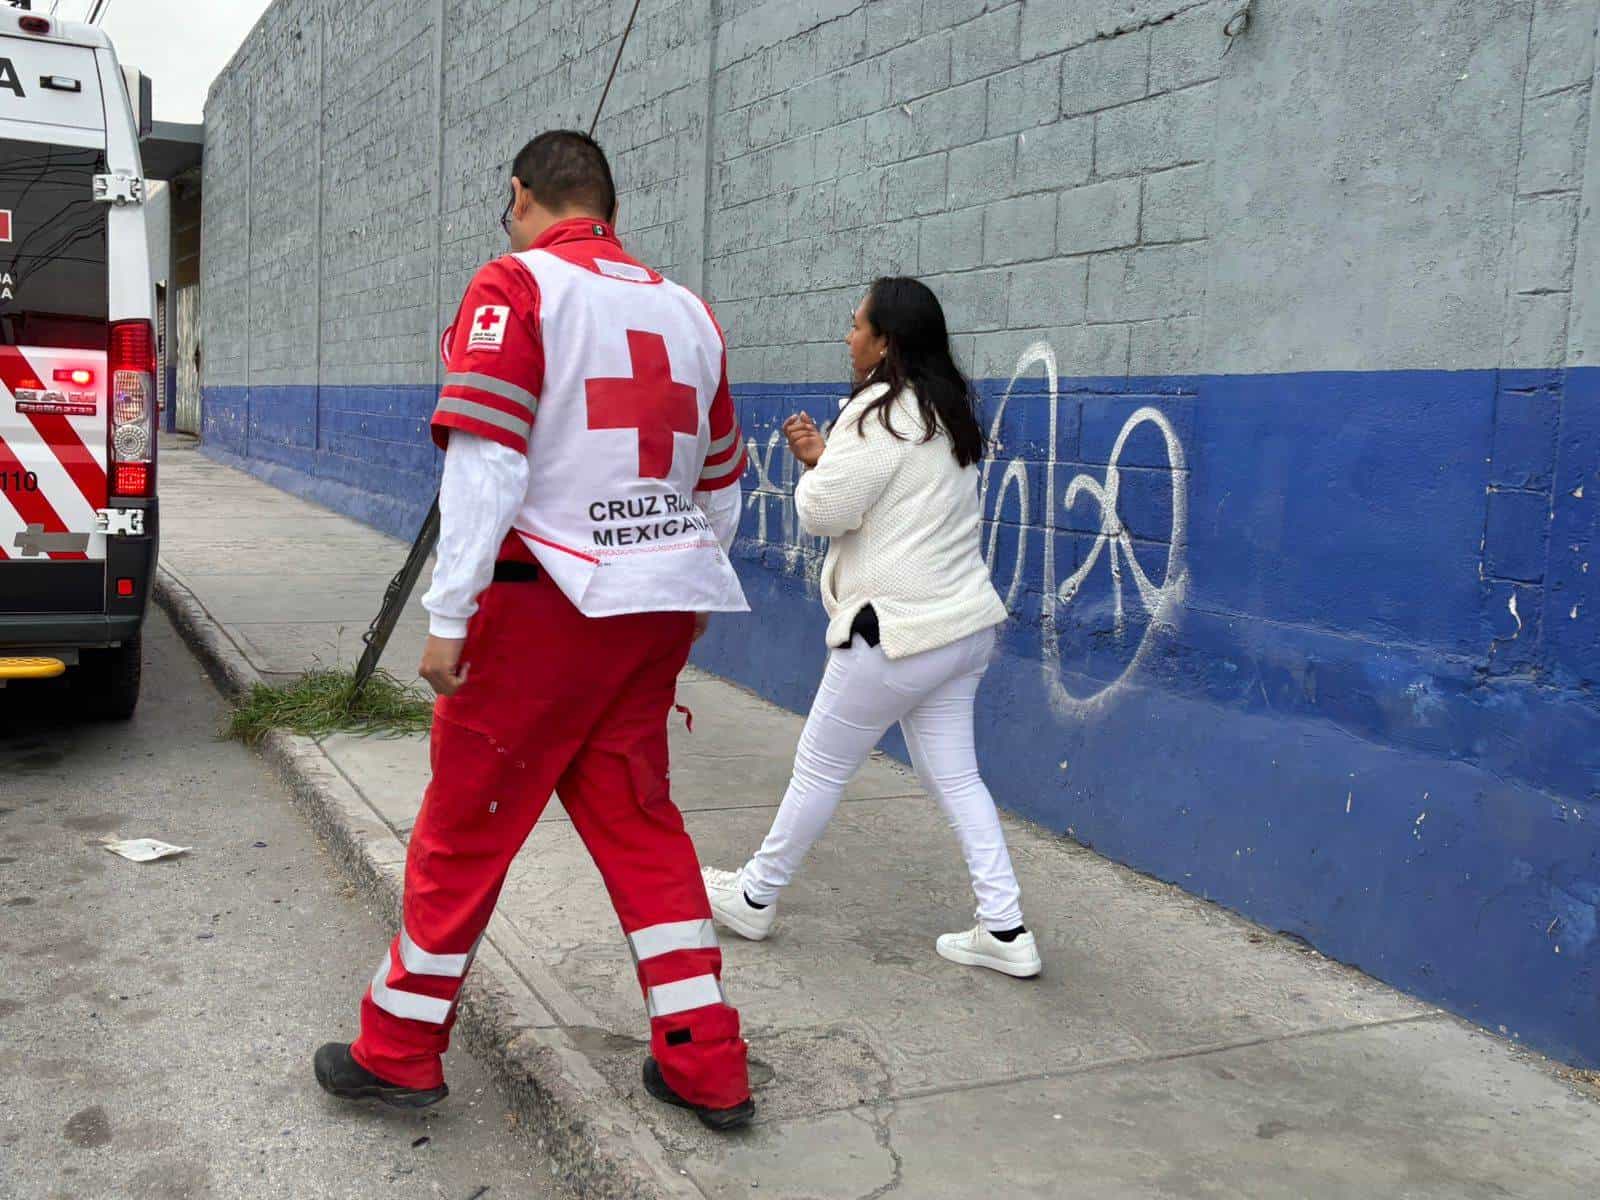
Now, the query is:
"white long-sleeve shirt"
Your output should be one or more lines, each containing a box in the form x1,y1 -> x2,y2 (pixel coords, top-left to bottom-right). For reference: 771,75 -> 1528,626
421,431 -> 744,638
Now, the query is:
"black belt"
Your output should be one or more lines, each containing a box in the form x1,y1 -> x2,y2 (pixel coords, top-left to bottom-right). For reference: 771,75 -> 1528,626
492,560 -> 542,584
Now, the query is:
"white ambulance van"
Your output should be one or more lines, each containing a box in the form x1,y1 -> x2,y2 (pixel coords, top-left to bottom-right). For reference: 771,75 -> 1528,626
0,6 -> 157,718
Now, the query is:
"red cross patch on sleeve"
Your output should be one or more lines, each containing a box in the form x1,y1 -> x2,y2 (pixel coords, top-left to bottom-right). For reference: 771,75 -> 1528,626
431,259 -> 544,453
467,305 -> 510,351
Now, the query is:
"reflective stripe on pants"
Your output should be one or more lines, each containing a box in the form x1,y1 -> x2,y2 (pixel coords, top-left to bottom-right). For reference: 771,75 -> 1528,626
348,573 -> 749,1110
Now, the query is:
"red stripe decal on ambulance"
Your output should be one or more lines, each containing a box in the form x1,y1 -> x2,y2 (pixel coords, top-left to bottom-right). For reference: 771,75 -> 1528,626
0,431 -> 87,560
0,345 -> 107,512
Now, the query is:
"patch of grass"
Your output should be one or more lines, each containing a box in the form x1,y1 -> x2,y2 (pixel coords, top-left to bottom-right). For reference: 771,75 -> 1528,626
227,667 -> 432,745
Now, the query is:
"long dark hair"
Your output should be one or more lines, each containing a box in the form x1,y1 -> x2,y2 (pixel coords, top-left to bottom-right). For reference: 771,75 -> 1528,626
848,277 -> 987,468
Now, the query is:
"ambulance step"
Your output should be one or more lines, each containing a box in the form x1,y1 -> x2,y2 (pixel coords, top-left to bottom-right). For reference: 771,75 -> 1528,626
0,657 -> 67,680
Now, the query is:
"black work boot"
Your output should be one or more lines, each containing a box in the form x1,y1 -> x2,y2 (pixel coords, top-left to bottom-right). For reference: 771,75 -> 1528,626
314,1042 -> 448,1109
642,1057 -> 754,1131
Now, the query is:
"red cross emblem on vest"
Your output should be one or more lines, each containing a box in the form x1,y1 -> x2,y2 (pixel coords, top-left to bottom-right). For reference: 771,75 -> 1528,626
476,309 -> 502,332
585,330 -> 699,479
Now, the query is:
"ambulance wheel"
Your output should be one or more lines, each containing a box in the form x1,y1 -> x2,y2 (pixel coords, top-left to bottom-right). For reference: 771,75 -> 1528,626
80,631 -> 143,721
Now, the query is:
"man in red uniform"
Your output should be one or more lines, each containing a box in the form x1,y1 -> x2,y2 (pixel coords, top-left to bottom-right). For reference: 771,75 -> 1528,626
314,131 -> 754,1129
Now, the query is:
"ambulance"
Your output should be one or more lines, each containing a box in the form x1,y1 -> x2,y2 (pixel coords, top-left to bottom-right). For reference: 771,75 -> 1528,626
0,6 -> 158,718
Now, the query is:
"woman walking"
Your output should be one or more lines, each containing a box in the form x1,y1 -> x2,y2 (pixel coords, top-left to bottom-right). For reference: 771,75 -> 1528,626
702,276 -> 1040,977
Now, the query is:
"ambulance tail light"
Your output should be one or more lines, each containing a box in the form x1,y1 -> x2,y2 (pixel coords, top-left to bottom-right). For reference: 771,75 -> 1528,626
109,320 -> 155,498
114,462 -> 150,495
19,16 -> 52,35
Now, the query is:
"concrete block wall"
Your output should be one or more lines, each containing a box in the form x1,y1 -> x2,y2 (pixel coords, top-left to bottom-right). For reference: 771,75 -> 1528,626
200,0 -> 1600,1066
197,54 -> 249,452
704,0 -> 1225,382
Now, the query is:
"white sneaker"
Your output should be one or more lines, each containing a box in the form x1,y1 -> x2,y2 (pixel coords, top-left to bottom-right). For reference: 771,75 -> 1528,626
701,866 -> 776,941
936,925 -> 1042,978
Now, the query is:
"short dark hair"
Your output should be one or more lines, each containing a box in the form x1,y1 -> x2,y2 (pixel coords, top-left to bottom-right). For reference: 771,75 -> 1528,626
511,130 -> 617,220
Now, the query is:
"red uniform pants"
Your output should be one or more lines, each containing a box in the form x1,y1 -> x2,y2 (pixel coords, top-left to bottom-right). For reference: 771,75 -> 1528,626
350,573 -> 750,1111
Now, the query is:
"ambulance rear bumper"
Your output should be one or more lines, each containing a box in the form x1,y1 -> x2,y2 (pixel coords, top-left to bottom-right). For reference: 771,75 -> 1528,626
0,611 -> 144,649
0,504 -> 157,650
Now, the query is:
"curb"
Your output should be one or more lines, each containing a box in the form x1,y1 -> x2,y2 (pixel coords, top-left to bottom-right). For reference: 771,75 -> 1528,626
154,567 -> 708,1200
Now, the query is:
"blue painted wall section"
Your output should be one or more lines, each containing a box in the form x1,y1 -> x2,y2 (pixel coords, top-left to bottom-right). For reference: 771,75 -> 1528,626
203,384 -> 440,539
701,364 -> 1600,1069
203,365 -> 1600,1066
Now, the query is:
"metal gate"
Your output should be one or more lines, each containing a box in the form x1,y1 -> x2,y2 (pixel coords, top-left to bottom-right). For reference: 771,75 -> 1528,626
173,283 -> 200,434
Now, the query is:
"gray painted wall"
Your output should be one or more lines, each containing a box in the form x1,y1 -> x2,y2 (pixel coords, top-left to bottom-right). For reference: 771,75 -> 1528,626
1207,0 -> 1595,373
202,0 -> 1600,394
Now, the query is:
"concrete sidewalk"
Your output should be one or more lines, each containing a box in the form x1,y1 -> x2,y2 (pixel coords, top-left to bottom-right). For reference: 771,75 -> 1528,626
156,435 -> 1600,1199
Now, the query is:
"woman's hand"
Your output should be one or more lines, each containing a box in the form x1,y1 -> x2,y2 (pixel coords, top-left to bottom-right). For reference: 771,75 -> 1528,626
783,412 -> 825,468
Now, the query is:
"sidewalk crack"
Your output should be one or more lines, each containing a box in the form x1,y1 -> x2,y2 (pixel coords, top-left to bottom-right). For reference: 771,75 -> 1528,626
853,1101 -> 905,1200
810,1012 -> 1448,1120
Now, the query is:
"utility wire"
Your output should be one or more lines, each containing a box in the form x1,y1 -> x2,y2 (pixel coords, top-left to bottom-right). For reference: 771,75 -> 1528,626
590,0 -> 644,137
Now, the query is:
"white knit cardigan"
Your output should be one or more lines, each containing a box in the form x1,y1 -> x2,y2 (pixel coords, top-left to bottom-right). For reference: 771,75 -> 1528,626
793,382 -> 1008,659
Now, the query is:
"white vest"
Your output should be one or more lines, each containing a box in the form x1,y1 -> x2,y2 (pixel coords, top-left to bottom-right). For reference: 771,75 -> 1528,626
507,249 -> 747,617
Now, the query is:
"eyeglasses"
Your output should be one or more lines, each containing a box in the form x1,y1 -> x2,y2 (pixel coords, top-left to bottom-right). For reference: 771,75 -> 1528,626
499,186 -> 514,235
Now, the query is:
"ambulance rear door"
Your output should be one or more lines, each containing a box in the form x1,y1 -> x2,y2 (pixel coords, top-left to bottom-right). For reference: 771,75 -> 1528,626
0,23 -> 112,609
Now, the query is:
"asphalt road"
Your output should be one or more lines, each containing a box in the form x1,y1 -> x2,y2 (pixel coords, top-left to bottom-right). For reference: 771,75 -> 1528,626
0,610 -> 564,1200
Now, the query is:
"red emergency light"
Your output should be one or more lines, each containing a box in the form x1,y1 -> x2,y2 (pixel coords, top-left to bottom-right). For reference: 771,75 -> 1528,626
19,16 -> 51,34
54,368 -> 94,386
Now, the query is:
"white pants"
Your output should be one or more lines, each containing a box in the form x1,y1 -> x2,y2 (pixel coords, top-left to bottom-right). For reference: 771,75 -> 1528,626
741,626 -> 1025,930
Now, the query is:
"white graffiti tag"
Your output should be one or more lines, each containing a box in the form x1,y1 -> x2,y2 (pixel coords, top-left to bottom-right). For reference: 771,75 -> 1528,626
982,341 -> 1189,717
1058,408 -> 1188,633
736,339 -> 1189,716
744,428 -> 825,583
